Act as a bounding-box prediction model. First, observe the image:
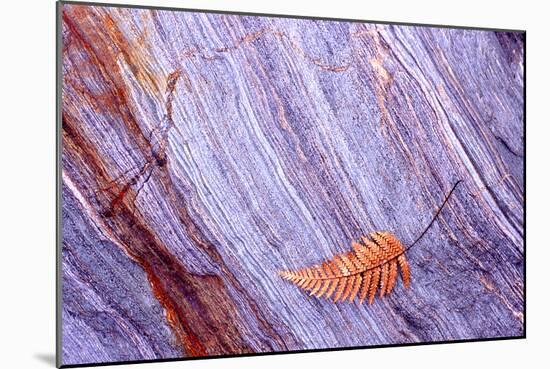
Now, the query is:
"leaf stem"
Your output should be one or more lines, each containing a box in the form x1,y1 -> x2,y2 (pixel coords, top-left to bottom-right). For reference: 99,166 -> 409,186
405,180 -> 463,252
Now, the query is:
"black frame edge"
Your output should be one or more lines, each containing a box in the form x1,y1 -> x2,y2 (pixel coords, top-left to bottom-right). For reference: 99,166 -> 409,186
59,335 -> 526,369
522,30 -> 526,339
59,0 -> 526,33
56,1 -> 63,368
55,1 -> 527,368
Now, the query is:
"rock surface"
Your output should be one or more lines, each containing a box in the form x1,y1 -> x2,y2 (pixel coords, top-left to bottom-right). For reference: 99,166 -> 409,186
60,3 -> 524,366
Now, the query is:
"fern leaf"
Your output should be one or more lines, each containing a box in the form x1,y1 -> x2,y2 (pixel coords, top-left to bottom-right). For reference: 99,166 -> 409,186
333,277 -> 346,302
368,267 -> 380,304
349,273 -> 362,302
379,262 -> 390,297
279,231 -> 410,305
358,269 -> 372,304
397,254 -> 410,288
386,260 -> 398,295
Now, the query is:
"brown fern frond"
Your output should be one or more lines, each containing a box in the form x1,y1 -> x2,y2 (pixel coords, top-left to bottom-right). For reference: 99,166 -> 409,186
279,231 -> 410,304
279,181 -> 464,305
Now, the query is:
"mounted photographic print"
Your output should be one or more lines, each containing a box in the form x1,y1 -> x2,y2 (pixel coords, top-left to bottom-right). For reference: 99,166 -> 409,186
57,1 -> 525,367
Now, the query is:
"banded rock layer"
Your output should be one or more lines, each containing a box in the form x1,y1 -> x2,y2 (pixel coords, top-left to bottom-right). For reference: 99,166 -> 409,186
60,3 -> 524,366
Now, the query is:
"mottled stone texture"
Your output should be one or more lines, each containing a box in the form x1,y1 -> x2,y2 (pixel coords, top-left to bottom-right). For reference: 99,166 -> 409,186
59,2 -> 524,366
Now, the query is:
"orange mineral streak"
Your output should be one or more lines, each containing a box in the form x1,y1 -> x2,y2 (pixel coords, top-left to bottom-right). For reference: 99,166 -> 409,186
62,5 -> 260,356
67,5 -> 162,96
64,115 -> 255,355
62,7 -> 159,160
141,260 -> 207,357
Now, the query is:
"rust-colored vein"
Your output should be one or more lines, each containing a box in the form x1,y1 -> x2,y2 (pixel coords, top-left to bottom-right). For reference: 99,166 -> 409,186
62,9 -> 155,159
62,6 -> 261,355
354,28 -> 393,131
64,112 -> 256,355
165,69 -> 181,121
153,162 -> 292,351
479,274 -> 524,323
179,27 -> 351,73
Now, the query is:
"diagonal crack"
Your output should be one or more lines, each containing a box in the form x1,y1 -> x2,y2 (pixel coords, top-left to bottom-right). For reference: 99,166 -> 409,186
494,135 -> 524,158
102,70 -> 181,217
179,28 -> 351,73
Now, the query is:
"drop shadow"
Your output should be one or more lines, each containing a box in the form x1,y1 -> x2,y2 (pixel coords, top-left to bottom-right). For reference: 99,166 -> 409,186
34,353 -> 56,367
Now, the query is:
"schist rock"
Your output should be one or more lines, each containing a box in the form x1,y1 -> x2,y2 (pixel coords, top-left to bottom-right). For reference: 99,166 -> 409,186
60,3 -> 524,366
